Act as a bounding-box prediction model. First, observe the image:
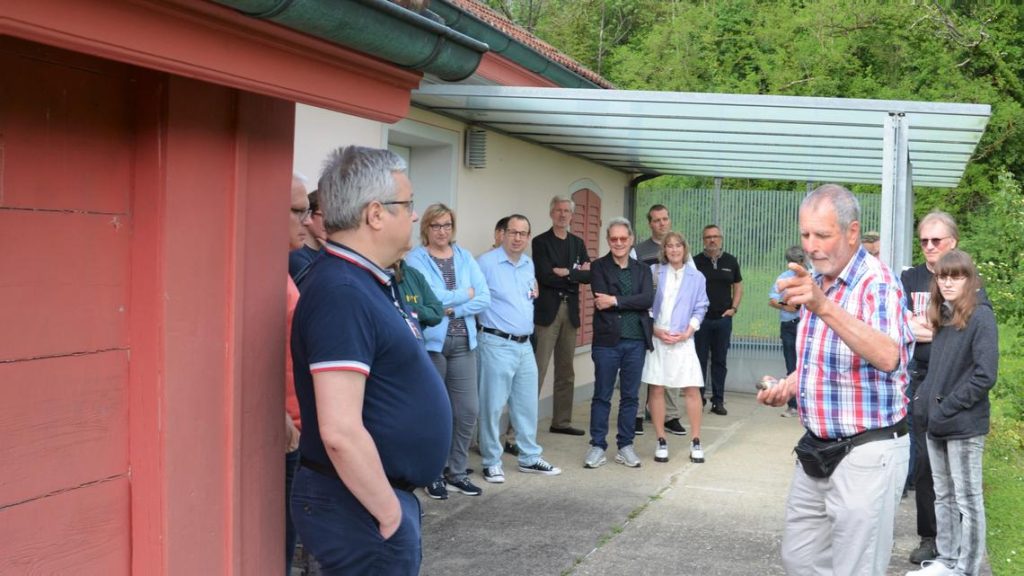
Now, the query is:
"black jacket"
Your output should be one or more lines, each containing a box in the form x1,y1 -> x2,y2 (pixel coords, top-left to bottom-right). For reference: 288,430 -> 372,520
917,301 -> 998,440
590,253 -> 654,350
532,228 -> 591,327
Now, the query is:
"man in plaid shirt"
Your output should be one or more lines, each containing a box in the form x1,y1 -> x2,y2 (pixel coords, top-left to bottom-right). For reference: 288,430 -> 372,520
759,184 -> 913,576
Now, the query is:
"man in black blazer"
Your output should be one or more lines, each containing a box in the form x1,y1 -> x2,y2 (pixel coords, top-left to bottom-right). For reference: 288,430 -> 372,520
584,218 -> 654,469
533,196 -> 591,436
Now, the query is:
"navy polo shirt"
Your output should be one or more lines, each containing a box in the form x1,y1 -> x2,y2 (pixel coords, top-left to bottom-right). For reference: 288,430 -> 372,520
291,241 -> 451,488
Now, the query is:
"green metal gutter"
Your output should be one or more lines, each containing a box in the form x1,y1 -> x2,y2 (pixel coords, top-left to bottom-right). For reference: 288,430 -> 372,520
211,0 -> 489,81
428,0 -> 602,89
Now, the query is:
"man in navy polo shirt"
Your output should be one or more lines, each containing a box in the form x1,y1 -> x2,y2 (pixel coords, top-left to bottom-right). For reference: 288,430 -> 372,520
290,146 -> 451,576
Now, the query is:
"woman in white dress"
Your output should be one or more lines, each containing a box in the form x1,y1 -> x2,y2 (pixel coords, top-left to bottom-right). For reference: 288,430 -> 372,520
641,232 -> 709,464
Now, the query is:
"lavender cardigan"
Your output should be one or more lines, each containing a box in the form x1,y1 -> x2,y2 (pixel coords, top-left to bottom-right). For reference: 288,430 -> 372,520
651,263 -> 709,332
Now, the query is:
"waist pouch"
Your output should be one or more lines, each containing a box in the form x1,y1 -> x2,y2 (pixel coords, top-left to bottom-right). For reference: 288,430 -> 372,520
794,418 -> 908,478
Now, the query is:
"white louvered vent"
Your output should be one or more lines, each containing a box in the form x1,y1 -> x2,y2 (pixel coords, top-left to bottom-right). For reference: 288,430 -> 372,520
464,127 -> 486,169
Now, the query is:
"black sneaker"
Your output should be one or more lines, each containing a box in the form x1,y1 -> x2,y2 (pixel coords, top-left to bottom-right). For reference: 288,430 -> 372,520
447,476 -> 483,496
635,417 -> 645,435
710,403 -> 728,416
424,478 -> 448,500
518,458 -> 562,476
503,441 -> 521,456
664,418 -> 687,436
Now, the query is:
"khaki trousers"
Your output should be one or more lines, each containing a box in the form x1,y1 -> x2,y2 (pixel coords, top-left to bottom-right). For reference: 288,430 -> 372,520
534,302 -> 578,429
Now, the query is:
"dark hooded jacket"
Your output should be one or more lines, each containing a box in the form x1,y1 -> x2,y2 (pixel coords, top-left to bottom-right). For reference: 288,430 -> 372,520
916,299 -> 998,440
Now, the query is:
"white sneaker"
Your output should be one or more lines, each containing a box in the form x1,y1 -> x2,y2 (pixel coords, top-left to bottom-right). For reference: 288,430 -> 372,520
583,446 -> 607,469
906,560 -> 955,576
690,440 -> 705,463
482,464 -> 505,484
614,445 -> 642,468
654,438 -> 669,463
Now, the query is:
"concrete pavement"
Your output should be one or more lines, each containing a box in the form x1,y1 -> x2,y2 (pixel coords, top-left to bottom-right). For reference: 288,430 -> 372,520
420,391 -> 992,576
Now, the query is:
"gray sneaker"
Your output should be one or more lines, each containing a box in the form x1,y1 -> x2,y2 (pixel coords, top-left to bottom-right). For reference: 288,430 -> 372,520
583,446 -> 607,469
614,445 -> 642,468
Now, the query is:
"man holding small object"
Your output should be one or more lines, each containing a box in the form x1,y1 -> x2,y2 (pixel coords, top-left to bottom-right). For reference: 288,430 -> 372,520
758,184 -> 913,576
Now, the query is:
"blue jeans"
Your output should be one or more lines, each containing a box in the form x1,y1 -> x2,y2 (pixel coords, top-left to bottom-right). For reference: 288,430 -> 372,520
695,316 -> 732,405
590,339 -> 645,450
780,320 -> 798,410
291,467 -> 422,575
928,435 -> 986,576
477,331 -> 542,467
285,449 -> 300,575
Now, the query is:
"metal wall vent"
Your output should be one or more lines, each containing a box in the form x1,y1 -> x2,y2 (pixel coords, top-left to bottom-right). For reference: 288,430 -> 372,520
464,127 -> 486,169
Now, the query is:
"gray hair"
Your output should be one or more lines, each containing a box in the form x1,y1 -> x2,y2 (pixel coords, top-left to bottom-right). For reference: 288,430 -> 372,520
317,146 -> 408,234
785,245 -> 805,264
550,195 -> 575,211
918,209 -> 959,241
606,217 -> 633,238
801,184 -> 860,231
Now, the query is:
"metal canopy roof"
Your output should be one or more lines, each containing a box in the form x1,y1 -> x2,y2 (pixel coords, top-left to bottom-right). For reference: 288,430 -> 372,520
411,85 -> 991,188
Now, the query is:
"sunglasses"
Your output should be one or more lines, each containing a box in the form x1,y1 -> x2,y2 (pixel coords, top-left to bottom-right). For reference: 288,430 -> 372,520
919,237 -> 949,248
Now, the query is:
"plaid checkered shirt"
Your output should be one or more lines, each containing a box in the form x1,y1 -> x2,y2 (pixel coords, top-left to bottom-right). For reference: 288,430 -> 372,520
796,247 -> 913,439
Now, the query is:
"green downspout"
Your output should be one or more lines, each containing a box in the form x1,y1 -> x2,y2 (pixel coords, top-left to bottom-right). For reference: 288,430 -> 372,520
428,0 -> 602,89
211,0 -> 489,81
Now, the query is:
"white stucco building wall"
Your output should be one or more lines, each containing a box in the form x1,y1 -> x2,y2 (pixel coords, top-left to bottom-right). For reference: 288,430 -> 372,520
293,103 -> 634,420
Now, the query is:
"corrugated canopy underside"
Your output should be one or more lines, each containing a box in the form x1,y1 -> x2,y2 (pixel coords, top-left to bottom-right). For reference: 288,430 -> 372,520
411,86 -> 991,188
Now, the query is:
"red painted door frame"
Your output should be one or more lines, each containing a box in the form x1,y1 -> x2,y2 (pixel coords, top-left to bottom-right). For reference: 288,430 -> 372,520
128,71 -> 294,575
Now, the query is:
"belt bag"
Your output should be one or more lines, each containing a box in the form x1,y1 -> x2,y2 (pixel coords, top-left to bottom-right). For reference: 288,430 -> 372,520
794,419 -> 907,478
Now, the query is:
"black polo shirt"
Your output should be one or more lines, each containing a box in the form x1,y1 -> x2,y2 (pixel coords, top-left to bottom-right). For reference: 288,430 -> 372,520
693,251 -> 742,320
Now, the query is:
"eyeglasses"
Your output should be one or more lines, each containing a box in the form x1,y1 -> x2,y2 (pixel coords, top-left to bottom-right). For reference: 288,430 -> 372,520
381,199 -> 414,212
608,236 -> 631,244
937,274 -> 966,284
429,223 -> 453,231
919,236 -> 949,248
505,230 -> 530,239
312,210 -> 323,218
290,208 -> 312,220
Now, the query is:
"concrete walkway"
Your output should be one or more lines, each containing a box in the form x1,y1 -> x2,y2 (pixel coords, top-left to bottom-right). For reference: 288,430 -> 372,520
420,392 -> 992,576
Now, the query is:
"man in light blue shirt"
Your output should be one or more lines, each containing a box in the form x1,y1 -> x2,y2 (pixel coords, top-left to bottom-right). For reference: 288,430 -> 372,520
768,245 -> 806,417
476,214 -> 562,484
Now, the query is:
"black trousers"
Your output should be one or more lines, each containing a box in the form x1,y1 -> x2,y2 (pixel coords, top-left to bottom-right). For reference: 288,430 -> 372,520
911,367 -> 937,538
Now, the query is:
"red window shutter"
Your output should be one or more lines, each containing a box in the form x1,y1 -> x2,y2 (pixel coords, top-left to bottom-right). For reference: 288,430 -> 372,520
572,189 -> 601,346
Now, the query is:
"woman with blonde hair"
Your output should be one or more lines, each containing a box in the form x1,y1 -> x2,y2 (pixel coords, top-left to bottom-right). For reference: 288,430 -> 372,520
640,232 -> 709,464
908,250 -> 998,576
406,203 -> 491,499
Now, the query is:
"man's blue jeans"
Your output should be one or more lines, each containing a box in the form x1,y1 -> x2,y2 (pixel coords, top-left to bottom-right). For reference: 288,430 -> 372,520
780,320 -> 798,410
477,331 -> 542,468
695,316 -> 732,405
291,466 -> 422,575
590,339 -> 645,450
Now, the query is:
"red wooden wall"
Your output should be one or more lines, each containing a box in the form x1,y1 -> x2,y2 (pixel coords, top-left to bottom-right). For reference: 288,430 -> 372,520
0,37 -> 292,574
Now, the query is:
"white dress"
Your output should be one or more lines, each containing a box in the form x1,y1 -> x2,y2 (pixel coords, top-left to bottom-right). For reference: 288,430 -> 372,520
641,265 -> 704,389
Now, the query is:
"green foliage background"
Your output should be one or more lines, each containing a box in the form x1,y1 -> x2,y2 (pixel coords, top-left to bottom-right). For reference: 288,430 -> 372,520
485,0 -> 1024,322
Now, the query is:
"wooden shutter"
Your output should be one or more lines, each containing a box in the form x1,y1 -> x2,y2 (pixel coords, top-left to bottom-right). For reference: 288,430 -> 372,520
572,188 -> 601,346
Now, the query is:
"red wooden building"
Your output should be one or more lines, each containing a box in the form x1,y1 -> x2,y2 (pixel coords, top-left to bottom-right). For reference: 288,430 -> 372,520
0,1 -> 611,573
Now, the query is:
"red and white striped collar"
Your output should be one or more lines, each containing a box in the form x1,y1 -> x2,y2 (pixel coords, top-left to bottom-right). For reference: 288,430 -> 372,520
323,241 -> 393,286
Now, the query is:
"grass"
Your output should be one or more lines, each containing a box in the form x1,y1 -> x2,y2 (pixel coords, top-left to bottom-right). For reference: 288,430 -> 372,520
986,323 -> 1024,576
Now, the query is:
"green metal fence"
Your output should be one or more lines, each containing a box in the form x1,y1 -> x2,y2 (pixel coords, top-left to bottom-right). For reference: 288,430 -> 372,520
633,187 -> 881,357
